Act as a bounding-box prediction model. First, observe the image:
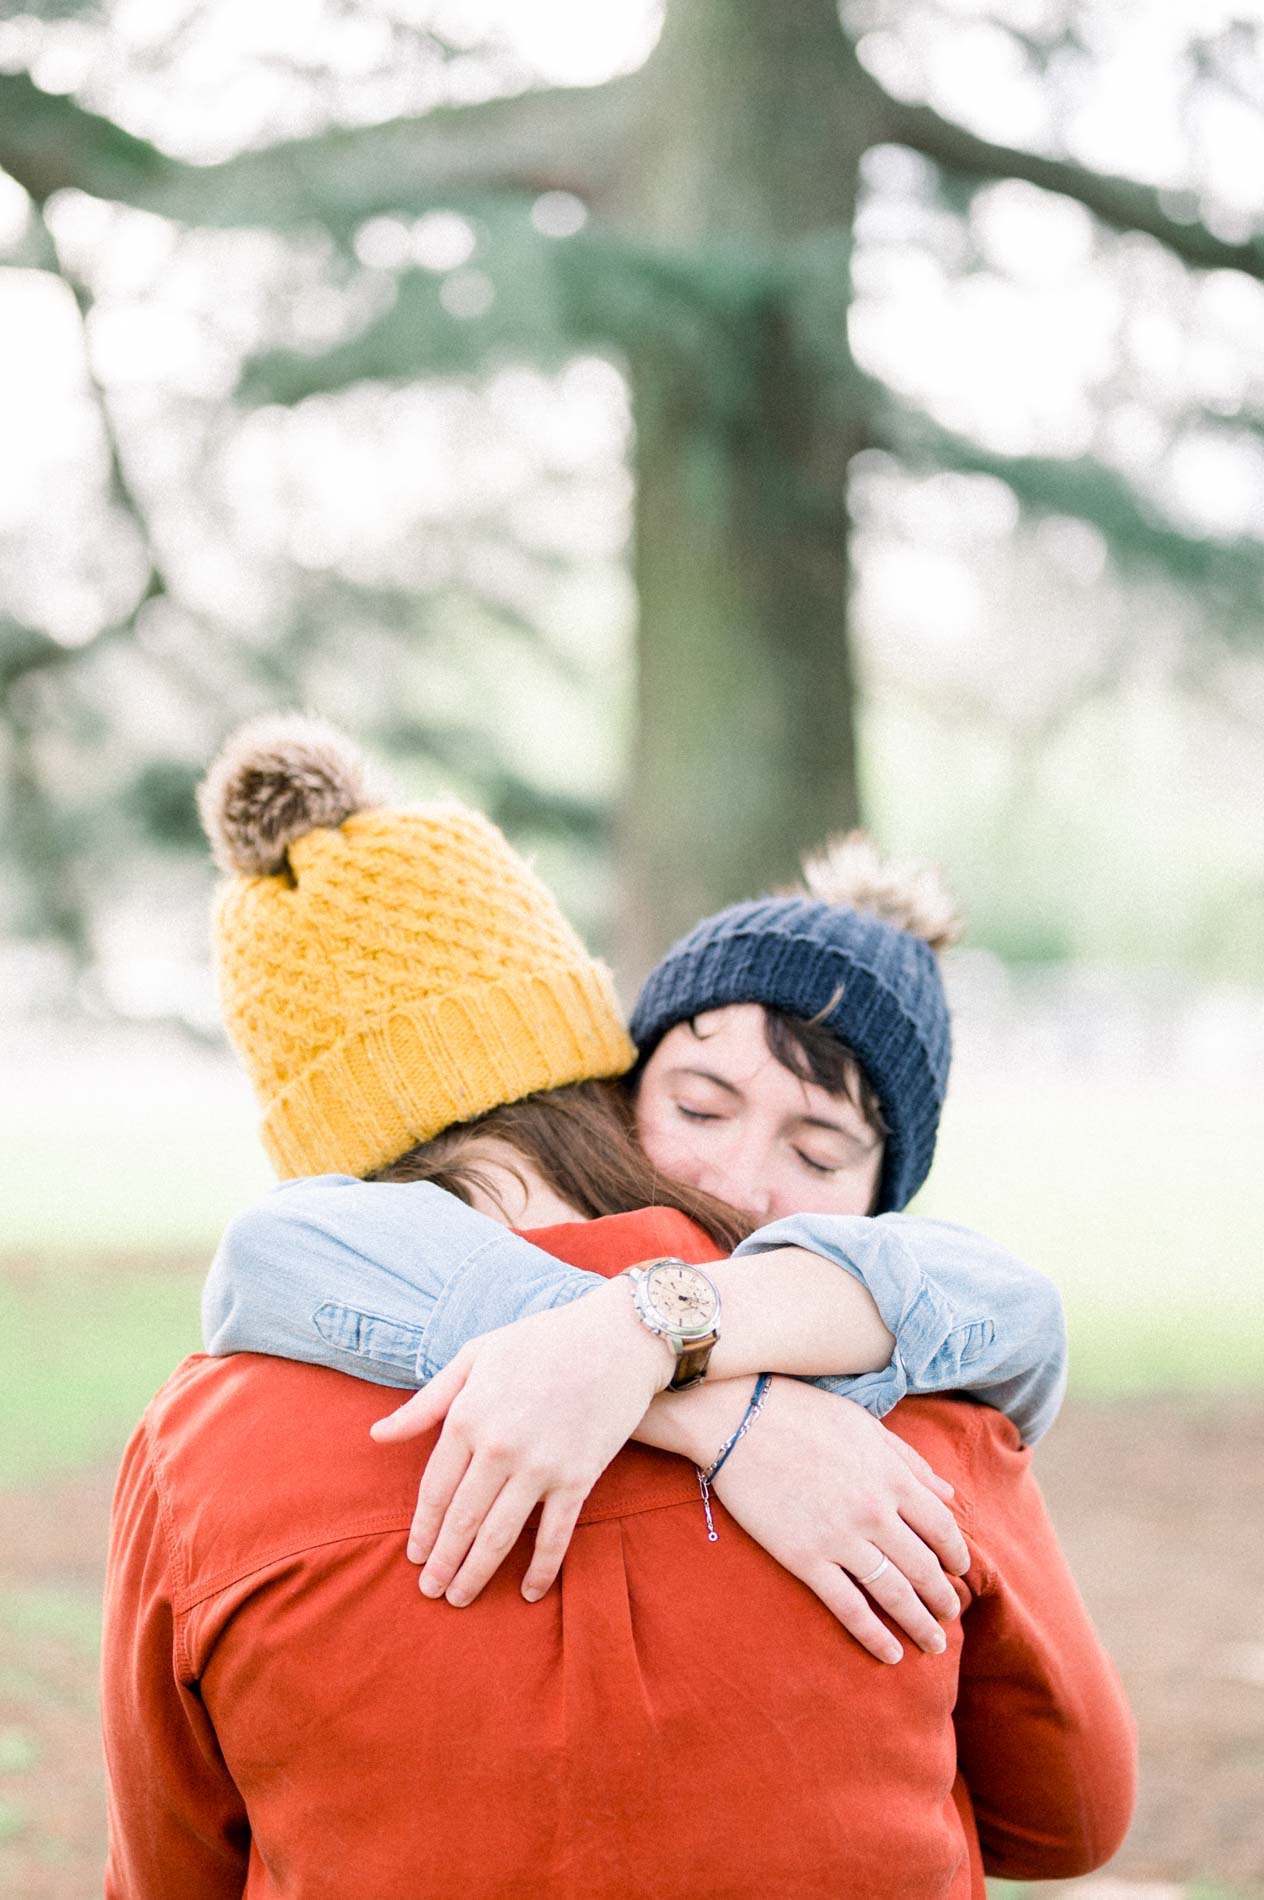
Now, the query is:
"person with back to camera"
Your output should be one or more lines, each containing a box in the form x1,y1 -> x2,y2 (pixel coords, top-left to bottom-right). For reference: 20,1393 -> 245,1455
101,715 -> 1136,1900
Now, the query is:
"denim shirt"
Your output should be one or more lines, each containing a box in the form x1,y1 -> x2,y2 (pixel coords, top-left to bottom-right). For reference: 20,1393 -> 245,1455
202,1178 -> 1066,1445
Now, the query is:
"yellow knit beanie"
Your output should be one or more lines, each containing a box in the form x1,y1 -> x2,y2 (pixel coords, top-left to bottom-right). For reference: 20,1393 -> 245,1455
198,714 -> 634,1179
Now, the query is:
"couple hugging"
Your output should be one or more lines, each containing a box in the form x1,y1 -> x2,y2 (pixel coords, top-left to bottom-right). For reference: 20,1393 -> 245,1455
101,713 -> 1136,1900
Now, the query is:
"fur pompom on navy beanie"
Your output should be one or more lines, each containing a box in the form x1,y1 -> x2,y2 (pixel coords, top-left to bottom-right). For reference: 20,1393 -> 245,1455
629,834 -> 962,1214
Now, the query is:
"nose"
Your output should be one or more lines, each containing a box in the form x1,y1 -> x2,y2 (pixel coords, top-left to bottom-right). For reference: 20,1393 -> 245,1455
696,1130 -> 775,1223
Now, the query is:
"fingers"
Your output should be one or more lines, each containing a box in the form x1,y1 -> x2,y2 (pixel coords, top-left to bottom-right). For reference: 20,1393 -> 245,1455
520,1489 -> 586,1603
416,1472 -> 586,1609
848,1528 -> 959,1655
408,1426 -> 474,1571
890,1435 -> 955,1502
805,1565 -> 904,1665
442,1477 -> 542,1607
371,1354 -> 470,1444
882,1519 -> 964,1626
897,1477 -> 970,1577
416,1455 -> 509,1598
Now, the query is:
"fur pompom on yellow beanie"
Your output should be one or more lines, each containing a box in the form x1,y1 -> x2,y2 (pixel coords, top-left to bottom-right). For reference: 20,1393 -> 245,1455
198,713 -> 634,1180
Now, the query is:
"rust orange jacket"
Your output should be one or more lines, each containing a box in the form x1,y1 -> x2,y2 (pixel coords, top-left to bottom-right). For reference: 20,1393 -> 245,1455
102,1207 -> 1136,1899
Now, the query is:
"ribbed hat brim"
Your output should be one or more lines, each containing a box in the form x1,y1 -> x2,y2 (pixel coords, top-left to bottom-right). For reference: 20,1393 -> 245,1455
261,963 -> 635,1180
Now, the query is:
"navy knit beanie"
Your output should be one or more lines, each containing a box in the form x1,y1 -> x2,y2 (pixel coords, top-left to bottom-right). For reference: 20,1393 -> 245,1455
630,892 -> 952,1214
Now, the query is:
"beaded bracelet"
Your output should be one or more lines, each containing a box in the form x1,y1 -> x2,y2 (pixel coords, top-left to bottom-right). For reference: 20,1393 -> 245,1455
696,1372 -> 773,1542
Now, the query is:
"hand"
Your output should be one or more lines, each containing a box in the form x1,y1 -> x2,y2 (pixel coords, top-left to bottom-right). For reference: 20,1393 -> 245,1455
709,1377 -> 970,1664
370,1278 -> 671,1606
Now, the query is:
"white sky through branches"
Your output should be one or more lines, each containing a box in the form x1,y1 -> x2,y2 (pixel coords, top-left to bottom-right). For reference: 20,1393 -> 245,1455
1,0 -> 1263,991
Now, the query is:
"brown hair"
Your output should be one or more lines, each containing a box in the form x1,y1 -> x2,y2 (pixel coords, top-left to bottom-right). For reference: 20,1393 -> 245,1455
762,1007 -> 888,1141
371,1078 -> 754,1254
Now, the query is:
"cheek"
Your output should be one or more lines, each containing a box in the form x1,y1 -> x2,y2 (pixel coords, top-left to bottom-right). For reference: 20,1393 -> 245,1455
636,1107 -> 700,1180
783,1170 -> 874,1216
778,1153 -> 883,1219
634,1090 -> 717,1184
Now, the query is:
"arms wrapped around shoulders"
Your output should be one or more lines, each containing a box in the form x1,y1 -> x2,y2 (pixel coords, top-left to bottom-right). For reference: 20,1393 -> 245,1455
201,1176 -> 1076,1662
203,1178 -> 1067,1444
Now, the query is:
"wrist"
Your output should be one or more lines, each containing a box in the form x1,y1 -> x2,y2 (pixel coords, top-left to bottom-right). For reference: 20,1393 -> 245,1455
622,1257 -> 722,1391
700,1372 -> 772,1484
635,1377 -> 750,1464
592,1275 -> 676,1395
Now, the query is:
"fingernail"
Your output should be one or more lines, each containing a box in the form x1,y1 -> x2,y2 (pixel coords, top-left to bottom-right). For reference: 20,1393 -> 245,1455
419,1575 -> 444,1598
945,1597 -> 960,1618
522,1586 -> 542,1603
406,1543 -> 422,1565
447,1590 -> 469,1609
927,1632 -> 946,1654
882,1645 -> 902,1665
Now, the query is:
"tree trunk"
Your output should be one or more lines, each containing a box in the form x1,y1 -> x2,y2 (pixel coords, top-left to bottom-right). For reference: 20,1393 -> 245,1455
614,0 -> 878,982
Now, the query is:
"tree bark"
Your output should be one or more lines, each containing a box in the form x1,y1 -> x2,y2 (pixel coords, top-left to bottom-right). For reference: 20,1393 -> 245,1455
613,0 -> 878,980
618,325 -> 867,982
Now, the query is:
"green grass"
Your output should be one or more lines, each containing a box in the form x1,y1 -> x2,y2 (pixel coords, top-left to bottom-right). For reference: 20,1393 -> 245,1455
920,1073 -> 1264,1398
0,1072 -> 271,1256
0,1263 -> 204,1484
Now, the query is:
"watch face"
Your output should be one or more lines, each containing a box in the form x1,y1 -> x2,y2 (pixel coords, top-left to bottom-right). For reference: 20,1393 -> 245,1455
645,1261 -> 716,1335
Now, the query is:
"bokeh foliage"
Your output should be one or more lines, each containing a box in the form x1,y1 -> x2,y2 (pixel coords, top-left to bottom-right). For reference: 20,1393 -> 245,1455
1,0 -> 1262,997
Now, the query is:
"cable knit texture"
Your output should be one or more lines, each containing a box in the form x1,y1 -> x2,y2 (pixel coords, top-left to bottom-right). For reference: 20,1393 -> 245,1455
630,896 -> 951,1214
212,803 -> 634,1179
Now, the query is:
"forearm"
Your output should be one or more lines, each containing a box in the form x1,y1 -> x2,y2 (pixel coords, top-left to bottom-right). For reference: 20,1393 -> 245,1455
628,1247 -> 895,1464
203,1183 -> 895,1392
210,1185 -> 1069,1441
736,1213 -> 1068,1443
569,1258 -> 891,1451
706,1248 -> 895,1381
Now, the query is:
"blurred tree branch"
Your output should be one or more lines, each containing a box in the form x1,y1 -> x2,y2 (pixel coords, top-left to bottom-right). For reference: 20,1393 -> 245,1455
883,403 -> 1264,617
3,0 -> 1263,985
0,70 -> 645,229
871,88 -> 1264,279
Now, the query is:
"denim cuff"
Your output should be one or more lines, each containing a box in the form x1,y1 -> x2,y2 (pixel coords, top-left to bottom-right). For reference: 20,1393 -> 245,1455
421,1231 -> 604,1379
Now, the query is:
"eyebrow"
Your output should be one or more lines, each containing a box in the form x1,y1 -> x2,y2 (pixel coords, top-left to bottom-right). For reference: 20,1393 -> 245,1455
669,1065 -> 876,1149
670,1064 -> 742,1098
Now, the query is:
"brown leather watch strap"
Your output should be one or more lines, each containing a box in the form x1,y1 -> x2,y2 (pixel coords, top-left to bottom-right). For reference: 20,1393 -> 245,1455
667,1330 -> 720,1392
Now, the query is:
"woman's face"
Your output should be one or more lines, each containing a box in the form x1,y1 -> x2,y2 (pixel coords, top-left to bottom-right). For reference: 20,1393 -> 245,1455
634,1003 -> 884,1223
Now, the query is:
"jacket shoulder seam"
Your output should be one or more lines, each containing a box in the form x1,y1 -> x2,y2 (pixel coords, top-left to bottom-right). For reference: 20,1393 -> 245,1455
143,1408 -> 198,1682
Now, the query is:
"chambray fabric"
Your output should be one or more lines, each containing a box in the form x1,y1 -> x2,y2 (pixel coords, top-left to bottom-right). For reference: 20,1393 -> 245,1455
731,1213 -> 1066,1446
202,1178 -> 1066,1445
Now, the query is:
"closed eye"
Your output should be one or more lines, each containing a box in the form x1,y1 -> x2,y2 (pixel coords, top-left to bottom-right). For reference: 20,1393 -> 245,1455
675,1105 -> 721,1123
796,1151 -> 840,1176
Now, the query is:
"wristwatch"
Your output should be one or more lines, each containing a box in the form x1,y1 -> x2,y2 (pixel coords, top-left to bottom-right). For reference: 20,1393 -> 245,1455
622,1257 -> 722,1391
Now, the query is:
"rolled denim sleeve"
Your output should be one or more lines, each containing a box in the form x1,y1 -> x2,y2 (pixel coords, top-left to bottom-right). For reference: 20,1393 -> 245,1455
732,1214 -> 1067,1445
201,1176 -> 603,1389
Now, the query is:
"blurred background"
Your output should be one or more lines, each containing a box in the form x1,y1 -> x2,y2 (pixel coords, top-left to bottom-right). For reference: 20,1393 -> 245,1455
1,1 -> 1262,1895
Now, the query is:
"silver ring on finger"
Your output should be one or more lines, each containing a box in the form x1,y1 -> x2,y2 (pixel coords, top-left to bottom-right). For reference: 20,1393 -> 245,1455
857,1555 -> 891,1587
